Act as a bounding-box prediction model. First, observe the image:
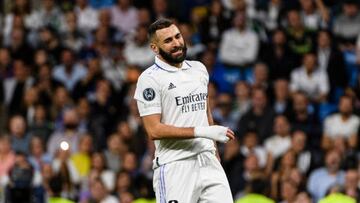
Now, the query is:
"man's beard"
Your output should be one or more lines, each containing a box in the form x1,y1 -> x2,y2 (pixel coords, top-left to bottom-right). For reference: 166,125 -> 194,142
158,44 -> 187,65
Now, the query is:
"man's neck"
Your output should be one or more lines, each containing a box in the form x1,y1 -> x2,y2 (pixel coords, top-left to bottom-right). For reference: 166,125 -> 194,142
158,56 -> 182,68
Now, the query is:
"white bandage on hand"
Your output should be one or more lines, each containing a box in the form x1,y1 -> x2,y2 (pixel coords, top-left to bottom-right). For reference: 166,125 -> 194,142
194,125 -> 229,143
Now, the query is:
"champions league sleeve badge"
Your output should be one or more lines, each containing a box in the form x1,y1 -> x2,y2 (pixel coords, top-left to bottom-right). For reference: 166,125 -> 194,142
143,88 -> 156,101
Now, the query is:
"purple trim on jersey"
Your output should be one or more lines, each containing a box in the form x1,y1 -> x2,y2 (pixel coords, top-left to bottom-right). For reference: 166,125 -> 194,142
159,165 -> 166,203
154,63 -> 168,72
185,61 -> 192,67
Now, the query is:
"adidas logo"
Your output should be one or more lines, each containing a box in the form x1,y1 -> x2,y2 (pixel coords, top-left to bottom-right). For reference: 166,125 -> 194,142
168,82 -> 176,90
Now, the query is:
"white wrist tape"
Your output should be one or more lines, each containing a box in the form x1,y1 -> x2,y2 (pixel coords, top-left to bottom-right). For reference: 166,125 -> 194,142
194,125 -> 229,143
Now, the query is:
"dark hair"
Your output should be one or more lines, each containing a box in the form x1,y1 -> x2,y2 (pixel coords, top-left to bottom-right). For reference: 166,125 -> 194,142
49,175 -> 63,196
248,178 -> 270,195
148,18 -> 174,39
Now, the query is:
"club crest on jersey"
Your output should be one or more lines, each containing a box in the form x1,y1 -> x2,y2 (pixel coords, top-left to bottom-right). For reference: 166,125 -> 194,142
143,88 -> 155,101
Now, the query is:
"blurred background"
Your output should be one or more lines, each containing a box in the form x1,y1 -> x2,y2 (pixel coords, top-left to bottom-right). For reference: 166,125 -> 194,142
0,0 -> 360,202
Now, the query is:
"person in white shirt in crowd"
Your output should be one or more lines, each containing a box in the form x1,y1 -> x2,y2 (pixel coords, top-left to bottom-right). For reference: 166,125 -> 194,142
299,0 -> 329,30
256,0 -> 284,31
87,178 -> 119,203
265,115 -> 292,160
74,0 -> 99,34
110,0 -> 138,35
291,130 -> 312,174
240,131 -> 272,174
27,0 -> 64,31
123,24 -> 155,69
290,52 -> 329,103
322,95 -> 360,151
219,11 -> 259,67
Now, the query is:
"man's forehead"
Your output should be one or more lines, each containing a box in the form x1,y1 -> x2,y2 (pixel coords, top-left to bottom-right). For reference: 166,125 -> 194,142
155,24 -> 180,40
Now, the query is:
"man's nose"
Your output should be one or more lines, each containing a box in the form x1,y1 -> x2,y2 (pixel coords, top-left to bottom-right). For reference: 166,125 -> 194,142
172,38 -> 182,47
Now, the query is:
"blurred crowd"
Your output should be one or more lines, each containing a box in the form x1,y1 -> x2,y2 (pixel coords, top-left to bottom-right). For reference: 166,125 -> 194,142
0,0 -> 360,202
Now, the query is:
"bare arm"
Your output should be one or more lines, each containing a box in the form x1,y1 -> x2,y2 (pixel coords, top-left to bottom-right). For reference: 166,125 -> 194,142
321,133 -> 333,151
348,133 -> 358,149
141,114 -> 195,140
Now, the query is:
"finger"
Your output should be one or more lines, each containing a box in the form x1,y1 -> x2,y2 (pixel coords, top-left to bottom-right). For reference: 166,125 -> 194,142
227,128 -> 235,136
226,131 -> 235,140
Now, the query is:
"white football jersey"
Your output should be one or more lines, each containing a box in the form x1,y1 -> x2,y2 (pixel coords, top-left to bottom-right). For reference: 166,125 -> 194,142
134,56 -> 215,168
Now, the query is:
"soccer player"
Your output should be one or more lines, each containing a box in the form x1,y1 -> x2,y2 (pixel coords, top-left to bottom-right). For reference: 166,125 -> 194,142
134,19 -> 235,203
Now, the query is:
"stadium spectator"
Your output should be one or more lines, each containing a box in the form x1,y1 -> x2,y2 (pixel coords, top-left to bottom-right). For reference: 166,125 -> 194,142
219,11 -> 259,68
235,177 -> 274,203
322,95 -> 360,150
88,79 -> 117,151
316,29 -> 347,97
260,29 -> 298,81
27,0 -> 64,31
37,26 -> 64,64
344,169 -> 360,201
61,11 -> 86,52
290,52 -> 329,103
279,179 -> 298,203
9,114 -> 31,154
213,92 -> 238,129
72,56 -> 103,101
87,178 -> 118,203
0,135 -> 15,184
104,133 -> 127,173
178,23 -> 205,60
28,136 -> 52,173
290,130 -> 312,174
265,115 -> 292,159
87,152 -> 115,192
47,175 -> 74,203
294,191 -> 313,203
332,0 -> 360,49
199,0 -> 230,48
70,134 -> 93,180
271,79 -> 292,115
28,104 -> 53,144
3,59 -> 34,116
52,48 -> 87,92
307,149 -> 345,202
240,131 -> 272,172
299,0 -> 329,30
271,150 -> 297,200
237,88 -> 275,143
232,81 -> 252,121
247,62 -> 269,92
47,107 -> 82,156
34,63 -> 62,108
0,47 -> 12,79
123,24 -> 154,68
110,0 -> 139,35
74,0 -> 99,33
285,9 -> 315,56
256,0 -> 286,32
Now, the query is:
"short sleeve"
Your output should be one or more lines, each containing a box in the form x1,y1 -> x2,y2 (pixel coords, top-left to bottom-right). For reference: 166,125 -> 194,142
134,74 -> 162,116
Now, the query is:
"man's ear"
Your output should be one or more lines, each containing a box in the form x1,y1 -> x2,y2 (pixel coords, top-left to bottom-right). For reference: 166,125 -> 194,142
150,43 -> 159,55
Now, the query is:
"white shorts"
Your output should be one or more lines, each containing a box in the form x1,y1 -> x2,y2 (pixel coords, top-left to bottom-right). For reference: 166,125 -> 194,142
153,151 -> 233,203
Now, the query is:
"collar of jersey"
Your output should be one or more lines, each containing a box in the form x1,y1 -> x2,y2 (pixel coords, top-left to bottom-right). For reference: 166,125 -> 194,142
154,56 -> 191,72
